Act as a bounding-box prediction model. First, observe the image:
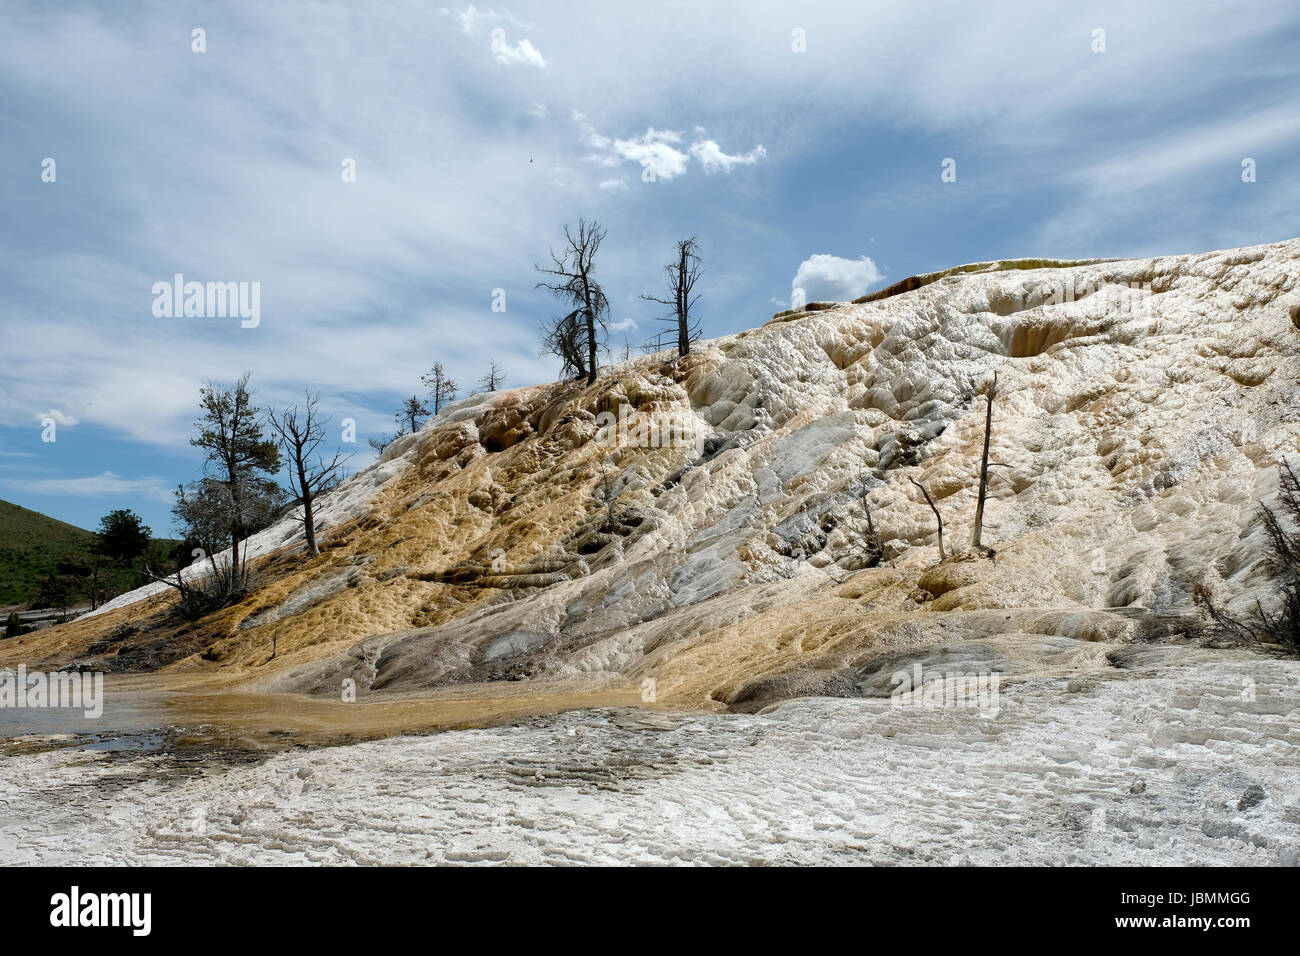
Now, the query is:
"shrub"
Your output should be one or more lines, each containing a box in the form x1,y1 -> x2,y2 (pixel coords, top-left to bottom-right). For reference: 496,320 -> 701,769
1195,460 -> 1300,653
4,612 -> 25,638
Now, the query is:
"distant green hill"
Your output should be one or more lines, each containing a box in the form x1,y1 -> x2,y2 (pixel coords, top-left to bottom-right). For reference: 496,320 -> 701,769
0,500 -> 179,608
0,500 -> 98,606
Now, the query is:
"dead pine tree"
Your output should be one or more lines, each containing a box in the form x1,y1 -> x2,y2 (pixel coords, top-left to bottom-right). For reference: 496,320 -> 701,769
597,458 -> 617,532
971,371 -> 999,553
536,219 -> 610,385
640,236 -> 703,358
397,396 -> 429,433
540,308 -> 589,380
422,362 -> 459,414
268,391 -> 353,557
479,358 -> 506,392
908,476 -> 946,561
368,427 -> 405,455
857,468 -> 890,567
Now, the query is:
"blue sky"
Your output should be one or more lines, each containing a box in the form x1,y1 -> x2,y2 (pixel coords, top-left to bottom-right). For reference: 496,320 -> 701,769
2,0 -> 1298,536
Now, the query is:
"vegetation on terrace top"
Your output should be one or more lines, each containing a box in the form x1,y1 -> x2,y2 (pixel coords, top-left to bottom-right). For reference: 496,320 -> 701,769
769,256 -> 1121,321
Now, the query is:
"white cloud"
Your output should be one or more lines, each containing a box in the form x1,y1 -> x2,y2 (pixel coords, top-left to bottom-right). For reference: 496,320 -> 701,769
791,255 -> 885,303
598,177 -> 628,191
575,115 -> 765,182
441,5 -> 547,68
579,118 -> 688,180
494,36 -> 547,69
530,103 -> 549,119
441,5 -> 530,35
6,470 -> 173,501
689,140 -> 767,173
609,317 -> 637,331
35,408 -> 78,427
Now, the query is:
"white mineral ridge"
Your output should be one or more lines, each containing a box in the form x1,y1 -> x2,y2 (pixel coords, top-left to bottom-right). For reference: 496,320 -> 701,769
98,241 -> 1300,650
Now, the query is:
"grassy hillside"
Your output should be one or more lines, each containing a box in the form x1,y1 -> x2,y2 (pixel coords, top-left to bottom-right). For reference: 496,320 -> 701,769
0,499 -> 98,606
0,500 -> 181,608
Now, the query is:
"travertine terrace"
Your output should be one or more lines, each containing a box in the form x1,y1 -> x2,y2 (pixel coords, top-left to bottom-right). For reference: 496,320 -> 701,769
19,238 -> 1290,708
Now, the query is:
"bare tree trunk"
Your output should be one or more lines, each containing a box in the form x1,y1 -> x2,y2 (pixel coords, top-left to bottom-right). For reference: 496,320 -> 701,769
577,262 -> 598,385
229,511 -> 241,585
642,237 -> 701,359
299,460 -> 317,556
909,477 -> 946,560
581,280 -> 598,385
268,392 -> 349,563
677,242 -> 689,356
971,372 -> 998,551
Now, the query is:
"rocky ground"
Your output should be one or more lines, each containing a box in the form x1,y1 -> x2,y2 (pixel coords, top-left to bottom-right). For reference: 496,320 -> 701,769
3,649 -> 1296,865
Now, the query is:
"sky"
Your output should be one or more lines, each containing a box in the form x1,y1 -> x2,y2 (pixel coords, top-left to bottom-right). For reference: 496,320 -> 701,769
1,0 -> 1298,536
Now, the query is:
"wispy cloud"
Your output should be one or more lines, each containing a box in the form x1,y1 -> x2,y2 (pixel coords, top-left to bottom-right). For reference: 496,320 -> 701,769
494,36 -> 546,68
689,140 -> 766,173
6,471 -> 174,501
442,4 -> 547,68
35,409 -> 78,427
441,5 -> 531,35
1066,105 -> 1300,197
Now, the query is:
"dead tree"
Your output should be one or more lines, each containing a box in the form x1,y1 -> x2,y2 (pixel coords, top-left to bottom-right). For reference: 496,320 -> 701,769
908,476 -> 946,560
857,469 -> 889,567
144,549 -> 223,618
597,458 -> 617,532
540,309 -> 588,380
421,363 -> 459,414
479,358 -> 506,392
268,392 -> 352,557
640,237 -> 703,358
397,396 -> 429,434
368,427 -> 405,455
971,371 -> 998,551
536,219 -> 610,385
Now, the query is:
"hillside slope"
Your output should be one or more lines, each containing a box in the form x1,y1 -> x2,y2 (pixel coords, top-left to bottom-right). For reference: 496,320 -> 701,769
0,500 -> 97,607
10,239 -> 1300,713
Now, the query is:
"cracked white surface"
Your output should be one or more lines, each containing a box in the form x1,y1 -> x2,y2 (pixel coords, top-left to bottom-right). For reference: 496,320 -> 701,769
3,652 -> 1296,865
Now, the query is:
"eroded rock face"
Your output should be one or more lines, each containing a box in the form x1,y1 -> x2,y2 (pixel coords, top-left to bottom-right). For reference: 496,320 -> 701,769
56,239 -> 1300,708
